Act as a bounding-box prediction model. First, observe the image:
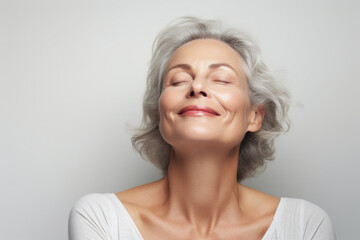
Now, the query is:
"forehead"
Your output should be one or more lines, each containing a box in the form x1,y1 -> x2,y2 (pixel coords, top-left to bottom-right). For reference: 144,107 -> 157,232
167,39 -> 243,70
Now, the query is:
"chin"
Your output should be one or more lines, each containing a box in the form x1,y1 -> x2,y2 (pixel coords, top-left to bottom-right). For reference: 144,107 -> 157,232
163,125 -> 226,146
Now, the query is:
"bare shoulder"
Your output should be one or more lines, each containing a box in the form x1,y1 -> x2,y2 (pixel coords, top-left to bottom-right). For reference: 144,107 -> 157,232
114,178 -> 168,235
115,178 -> 166,208
238,184 -> 280,218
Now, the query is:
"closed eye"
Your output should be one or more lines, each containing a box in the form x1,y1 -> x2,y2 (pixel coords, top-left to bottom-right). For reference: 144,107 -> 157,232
172,80 -> 188,86
215,80 -> 231,84
169,72 -> 193,86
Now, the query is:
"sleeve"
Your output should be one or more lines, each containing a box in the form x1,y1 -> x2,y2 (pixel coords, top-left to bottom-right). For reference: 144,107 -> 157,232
68,194 -> 114,240
302,200 -> 336,240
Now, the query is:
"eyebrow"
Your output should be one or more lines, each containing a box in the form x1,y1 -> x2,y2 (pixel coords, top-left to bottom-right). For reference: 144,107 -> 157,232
166,63 -> 237,74
167,64 -> 192,73
209,63 -> 237,72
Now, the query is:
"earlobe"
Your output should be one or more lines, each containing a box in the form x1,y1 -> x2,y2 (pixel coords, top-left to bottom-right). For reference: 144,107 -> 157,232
247,105 -> 265,133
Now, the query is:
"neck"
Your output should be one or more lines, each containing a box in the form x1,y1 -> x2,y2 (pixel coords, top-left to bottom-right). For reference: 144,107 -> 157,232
163,144 -> 242,235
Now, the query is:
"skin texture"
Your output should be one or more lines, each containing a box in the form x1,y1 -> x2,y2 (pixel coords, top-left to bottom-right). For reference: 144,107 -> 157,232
116,39 -> 279,240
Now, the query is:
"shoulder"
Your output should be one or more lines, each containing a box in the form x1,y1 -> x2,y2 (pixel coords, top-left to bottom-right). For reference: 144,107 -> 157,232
116,178 -> 166,208
278,198 -> 331,222
72,193 -> 114,207
70,193 -> 118,218
270,198 -> 336,239
239,184 -> 280,217
68,193 -> 128,240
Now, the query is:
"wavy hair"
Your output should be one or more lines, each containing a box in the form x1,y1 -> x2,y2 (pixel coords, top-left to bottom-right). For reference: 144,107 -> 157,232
132,17 -> 291,181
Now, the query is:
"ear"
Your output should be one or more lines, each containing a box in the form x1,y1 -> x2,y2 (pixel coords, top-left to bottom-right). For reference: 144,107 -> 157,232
246,104 -> 265,133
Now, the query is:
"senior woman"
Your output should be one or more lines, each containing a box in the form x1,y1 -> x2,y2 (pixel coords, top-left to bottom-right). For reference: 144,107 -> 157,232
69,17 -> 335,239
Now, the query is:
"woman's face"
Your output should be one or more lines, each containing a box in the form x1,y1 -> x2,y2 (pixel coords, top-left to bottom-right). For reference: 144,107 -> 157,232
159,39 -> 262,148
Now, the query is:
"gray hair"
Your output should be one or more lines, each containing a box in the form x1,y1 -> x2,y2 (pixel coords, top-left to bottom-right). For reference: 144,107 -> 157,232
132,17 -> 291,181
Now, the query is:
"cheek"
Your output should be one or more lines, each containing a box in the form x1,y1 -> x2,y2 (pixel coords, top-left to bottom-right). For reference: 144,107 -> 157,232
158,92 -> 167,118
215,88 -> 252,138
158,93 -> 169,142
159,87 -> 188,115
158,89 -> 181,132
158,89 -> 176,120
214,88 -> 250,114
158,90 -> 179,145
220,93 -> 251,145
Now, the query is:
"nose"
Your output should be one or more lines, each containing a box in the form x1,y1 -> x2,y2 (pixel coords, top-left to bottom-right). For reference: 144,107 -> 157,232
186,78 -> 208,98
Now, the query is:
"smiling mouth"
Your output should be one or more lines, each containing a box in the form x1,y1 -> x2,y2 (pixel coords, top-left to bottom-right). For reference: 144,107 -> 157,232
178,105 -> 220,116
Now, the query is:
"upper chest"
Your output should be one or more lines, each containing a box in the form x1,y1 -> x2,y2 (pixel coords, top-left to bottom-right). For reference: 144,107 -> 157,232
122,204 -> 274,240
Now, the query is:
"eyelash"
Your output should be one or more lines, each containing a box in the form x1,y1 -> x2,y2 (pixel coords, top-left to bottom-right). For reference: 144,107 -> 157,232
215,80 -> 230,84
172,81 -> 187,86
171,80 -> 231,86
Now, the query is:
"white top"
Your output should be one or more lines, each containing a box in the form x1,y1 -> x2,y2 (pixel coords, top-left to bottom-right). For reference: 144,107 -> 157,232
68,193 -> 336,240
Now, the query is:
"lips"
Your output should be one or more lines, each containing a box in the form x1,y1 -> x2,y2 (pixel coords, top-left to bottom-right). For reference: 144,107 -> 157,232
178,105 -> 220,116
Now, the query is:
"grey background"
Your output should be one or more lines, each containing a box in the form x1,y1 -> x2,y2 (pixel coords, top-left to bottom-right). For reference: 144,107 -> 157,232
1,0 -> 359,239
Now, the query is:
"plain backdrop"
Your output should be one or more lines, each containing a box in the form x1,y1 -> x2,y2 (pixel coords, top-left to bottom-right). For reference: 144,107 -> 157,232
1,0 -> 359,239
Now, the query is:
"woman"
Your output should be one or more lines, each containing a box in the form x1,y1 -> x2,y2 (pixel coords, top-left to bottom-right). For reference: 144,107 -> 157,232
69,17 -> 335,239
